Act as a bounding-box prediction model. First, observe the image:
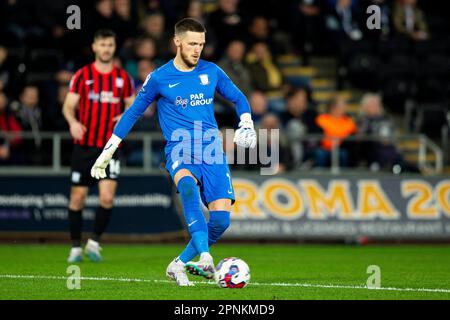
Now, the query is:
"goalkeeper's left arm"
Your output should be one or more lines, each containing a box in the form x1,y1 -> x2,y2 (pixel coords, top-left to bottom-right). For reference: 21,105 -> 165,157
215,66 -> 257,149
91,73 -> 159,179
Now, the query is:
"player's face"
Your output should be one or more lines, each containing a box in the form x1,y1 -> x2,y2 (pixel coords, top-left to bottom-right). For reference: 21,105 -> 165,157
175,31 -> 205,68
92,37 -> 116,64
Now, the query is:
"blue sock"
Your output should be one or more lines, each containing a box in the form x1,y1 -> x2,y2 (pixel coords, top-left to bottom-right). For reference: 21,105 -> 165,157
179,210 -> 230,263
179,240 -> 197,263
177,176 -> 209,262
207,211 -> 230,246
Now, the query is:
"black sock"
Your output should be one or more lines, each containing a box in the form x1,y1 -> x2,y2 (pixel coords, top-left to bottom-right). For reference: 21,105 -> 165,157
92,206 -> 112,242
68,209 -> 82,247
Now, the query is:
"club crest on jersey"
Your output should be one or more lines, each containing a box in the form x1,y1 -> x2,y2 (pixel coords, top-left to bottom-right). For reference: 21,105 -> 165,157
199,74 -> 209,85
116,78 -> 124,88
71,172 -> 81,183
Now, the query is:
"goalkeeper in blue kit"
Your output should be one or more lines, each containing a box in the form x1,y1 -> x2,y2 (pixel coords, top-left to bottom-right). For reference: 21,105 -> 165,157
91,18 -> 256,286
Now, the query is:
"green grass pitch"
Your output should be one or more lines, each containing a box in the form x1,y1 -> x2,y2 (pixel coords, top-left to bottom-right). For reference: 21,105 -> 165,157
0,244 -> 449,300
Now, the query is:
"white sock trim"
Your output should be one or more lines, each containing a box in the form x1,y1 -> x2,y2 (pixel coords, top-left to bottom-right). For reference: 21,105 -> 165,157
87,239 -> 99,246
200,252 -> 212,261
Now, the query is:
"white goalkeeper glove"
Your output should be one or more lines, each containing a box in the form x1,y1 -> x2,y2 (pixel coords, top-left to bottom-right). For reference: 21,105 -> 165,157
233,113 -> 257,149
91,134 -> 122,180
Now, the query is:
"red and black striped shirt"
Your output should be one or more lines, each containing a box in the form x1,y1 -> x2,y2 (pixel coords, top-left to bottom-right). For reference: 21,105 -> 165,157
69,63 -> 134,148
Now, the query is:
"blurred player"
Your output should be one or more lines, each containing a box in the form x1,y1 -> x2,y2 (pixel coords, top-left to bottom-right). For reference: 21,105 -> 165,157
90,18 -> 256,285
63,29 -> 135,263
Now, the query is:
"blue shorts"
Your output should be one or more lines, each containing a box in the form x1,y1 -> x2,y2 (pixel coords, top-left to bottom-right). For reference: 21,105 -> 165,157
165,149 -> 235,207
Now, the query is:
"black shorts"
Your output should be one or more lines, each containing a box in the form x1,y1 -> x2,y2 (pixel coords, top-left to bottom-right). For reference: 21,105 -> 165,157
70,145 -> 120,187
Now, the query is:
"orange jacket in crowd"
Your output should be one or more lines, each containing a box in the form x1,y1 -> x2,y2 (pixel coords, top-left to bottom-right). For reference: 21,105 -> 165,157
316,114 -> 357,151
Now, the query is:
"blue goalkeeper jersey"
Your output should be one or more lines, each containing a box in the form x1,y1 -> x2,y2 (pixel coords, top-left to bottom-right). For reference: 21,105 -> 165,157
113,59 -> 250,151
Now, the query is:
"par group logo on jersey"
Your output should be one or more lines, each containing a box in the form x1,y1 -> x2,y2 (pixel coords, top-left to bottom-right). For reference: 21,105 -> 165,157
199,74 -> 209,85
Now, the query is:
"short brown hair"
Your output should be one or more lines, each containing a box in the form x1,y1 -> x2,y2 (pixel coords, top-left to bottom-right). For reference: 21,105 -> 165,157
94,29 -> 116,42
174,18 -> 206,36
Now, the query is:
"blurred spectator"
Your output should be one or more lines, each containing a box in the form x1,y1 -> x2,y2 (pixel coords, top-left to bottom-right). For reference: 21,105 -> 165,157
10,85 -> 43,163
325,0 -> 363,44
247,16 -> 292,56
55,70 -> 74,85
186,0 -> 207,25
137,0 -> 185,28
113,57 -> 124,69
357,93 -> 420,172
258,113 -> 291,173
138,0 -> 163,22
314,95 -> 357,167
281,87 -> 321,167
88,0 -> 116,35
124,57 -> 159,167
141,13 -> 172,60
50,85 -> 71,131
1,1 -> 45,49
0,46 -> 10,93
218,40 -> 253,96
13,86 -> 42,131
114,0 -> 138,48
0,92 -> 23,165
207,0 -> 247,56
282,87 -> 319,133
246,42 -> 283,92
124,36 -> 157,79
392,0 -> 429,41
249,91 -> 269,126
135,59 -> 156,90
291,0 -> 327,63
248,16 -> 270,46
185,0 -> 217,59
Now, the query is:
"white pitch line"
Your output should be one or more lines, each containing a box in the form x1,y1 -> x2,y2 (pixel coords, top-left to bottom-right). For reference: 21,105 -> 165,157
1,274 -> 450,294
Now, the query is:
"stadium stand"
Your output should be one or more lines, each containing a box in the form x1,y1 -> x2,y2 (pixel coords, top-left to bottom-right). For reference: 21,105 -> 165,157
0,0 -> 449,174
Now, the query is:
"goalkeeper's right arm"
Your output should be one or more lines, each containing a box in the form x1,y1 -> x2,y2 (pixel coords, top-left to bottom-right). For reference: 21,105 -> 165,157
91,71 -> 160,180
90,94 -> 148,180
90,97 -> 145,180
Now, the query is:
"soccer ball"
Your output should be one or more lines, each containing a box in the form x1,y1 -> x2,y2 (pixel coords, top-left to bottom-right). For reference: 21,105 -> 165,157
215,257 -> 250,288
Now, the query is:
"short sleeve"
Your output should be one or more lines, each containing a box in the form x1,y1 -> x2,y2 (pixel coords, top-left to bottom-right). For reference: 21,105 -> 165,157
69,69 -> 84,95
122,72 -> 135,99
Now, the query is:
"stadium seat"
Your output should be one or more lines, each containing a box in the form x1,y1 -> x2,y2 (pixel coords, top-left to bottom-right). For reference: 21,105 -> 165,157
28,49 -> 63,73
378,53 -> 415,112
412,102 -> 449,137
346,53 -> 380,91
412,39 -> 448,60
377,37 -> 411,60
338,39 -> 375,67
414,55 -> 449,103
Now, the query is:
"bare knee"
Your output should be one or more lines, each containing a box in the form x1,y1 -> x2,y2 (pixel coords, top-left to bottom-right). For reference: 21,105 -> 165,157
174,169 -> 197,187
208,199 -> 232,212
69,188 -> 87,210
99,192 -> 114,209
98,181 -> 117,209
